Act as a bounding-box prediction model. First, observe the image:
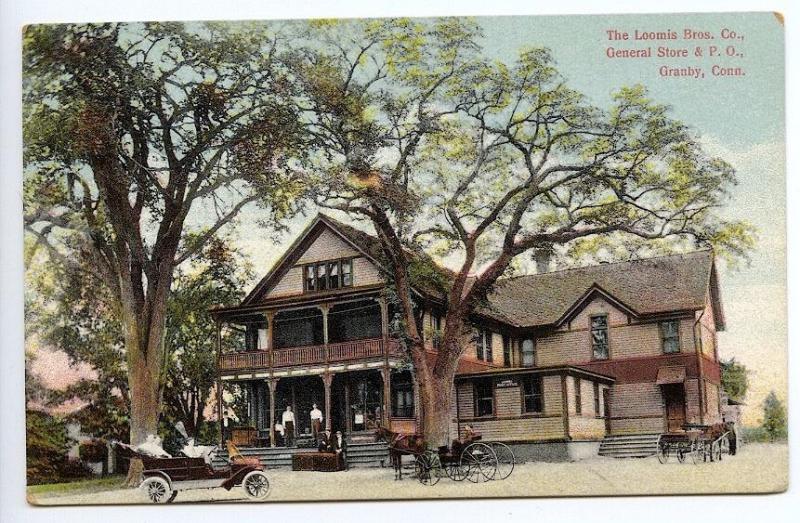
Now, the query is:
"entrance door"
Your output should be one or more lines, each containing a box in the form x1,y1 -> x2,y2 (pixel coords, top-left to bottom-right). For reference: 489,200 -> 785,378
663,384 -> 686,432
349,374 -> 383,432
603,389 -> 612,434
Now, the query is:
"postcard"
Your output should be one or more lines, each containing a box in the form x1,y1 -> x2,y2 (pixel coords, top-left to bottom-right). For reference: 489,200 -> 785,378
22,11 -> 786,505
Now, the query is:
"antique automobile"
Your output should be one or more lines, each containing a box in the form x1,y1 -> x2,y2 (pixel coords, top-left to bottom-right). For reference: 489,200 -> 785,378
116,441 -> 271,503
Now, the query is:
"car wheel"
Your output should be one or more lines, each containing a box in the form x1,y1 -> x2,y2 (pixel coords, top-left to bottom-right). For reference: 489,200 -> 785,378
242,471 -> 271,500
140,476 -> 172,504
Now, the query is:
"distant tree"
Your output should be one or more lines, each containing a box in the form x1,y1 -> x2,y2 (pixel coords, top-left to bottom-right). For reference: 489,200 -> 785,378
163,237 -> 252,440
720,357 -> 749,403
23,22 -> 306,484
761,391 -> 787,442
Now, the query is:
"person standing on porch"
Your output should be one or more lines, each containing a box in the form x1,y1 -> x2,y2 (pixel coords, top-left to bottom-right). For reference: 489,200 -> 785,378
310,403 -> 323,440
282,406 -> 295,447
274,419 -> 285,447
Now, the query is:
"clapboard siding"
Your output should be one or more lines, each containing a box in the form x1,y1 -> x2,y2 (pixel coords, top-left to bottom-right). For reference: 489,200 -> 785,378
462,417 -> 566,442
609,382 -> 663,418
297,228 -> 359,263
537,296 -> 696,366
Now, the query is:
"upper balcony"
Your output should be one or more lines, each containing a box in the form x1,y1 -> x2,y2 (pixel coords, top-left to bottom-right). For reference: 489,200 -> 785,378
220,337 -> 402,373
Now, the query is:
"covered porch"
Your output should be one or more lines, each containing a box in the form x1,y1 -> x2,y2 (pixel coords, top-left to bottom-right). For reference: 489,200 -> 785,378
220,367 -> 418,447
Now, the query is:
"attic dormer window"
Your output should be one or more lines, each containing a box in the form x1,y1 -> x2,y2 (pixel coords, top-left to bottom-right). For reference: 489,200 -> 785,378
303,259 -> 354,292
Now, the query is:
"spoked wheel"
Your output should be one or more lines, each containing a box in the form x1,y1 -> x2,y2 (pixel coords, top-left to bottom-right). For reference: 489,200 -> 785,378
657,442 -> 670,464
242,470 -> 271,500
713,441 -> 723,462
461,443 -> 497,483
140,476 -> 173,504
719,437 -> 730,458
414,452 -> 441,486
445,461 -> 469,482
489,442 -> 515,480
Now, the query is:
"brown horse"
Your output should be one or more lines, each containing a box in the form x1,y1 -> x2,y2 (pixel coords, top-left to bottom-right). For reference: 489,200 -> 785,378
375,426 -> 426,480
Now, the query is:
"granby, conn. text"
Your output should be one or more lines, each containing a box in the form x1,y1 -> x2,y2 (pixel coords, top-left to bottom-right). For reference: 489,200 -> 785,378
604,26 -> 746,79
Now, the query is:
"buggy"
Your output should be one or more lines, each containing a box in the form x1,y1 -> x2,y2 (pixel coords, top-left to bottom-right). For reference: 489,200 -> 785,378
656,423 -> 731,465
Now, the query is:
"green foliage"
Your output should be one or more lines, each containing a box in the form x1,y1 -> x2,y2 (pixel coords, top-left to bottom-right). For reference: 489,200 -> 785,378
26,409 -> 90,485
761,391 -> 787,442
163,237 -> 253,439
720,357 -> 750,403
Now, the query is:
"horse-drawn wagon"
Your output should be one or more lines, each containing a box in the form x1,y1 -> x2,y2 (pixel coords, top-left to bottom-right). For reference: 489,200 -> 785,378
656,423 -> 732,465
376,427 -> 515,485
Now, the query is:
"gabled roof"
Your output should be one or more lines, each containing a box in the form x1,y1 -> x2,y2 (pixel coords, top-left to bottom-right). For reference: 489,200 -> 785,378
240,213 -> 724,330
485,250 -> 722,329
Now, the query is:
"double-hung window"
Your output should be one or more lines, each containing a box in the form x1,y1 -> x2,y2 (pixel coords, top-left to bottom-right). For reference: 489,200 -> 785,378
591,315 -> 609,360
474,379 -> 494,417
476,329 -> 493,362
574,377 -> 583,415
521,338 -> 536,367
660,320 -> 680,353
522,376 -> 544,414
503,335 -> 512,366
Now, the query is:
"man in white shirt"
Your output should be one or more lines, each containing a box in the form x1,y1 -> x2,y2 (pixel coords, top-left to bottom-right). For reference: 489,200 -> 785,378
310,403 -> 323,440
281,406 -> 295,446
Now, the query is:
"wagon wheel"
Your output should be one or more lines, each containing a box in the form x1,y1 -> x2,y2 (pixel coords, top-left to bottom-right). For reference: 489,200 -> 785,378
657,441 -> 670,464
242,470 -> 271,500
414,452 -> 441,486
444,459 -> 469,482
461,442 -> 497,483
489,442 -> 515,479
140,476 -> 173,504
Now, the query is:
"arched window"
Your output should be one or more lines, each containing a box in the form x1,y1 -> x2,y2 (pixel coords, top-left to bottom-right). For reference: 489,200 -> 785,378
521,339 -> 536,367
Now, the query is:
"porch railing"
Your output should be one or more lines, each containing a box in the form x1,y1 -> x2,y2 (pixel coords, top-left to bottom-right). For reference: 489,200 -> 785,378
220,337 -> 402,372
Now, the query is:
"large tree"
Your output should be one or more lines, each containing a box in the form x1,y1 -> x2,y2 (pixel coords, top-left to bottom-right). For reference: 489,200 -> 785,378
299,19 -> 754,446
23,22 -> 305,480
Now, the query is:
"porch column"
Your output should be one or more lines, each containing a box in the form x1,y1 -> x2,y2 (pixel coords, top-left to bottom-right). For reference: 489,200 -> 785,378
323,373 -> 333,431
380,367 -> 391,428
265,311 -> 275,371
215,320 -> 224,446
344,375 -> 353,435
319,304 -> 330,366
268,378 -> 279,447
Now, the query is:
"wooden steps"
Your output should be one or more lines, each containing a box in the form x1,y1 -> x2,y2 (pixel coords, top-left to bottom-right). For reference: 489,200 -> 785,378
211,441 -> 389,469
598,433 -> 660,458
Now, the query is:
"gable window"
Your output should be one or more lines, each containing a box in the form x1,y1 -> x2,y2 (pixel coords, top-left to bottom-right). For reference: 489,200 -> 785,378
341,259 -> 353,286
476,329 -> 493,362
590,315 -> 609,360
305,265 -> 316,291
503,335 -> 512,366
574,377 -> 582,415
660,320 -> 680,353
303,259 -> 354,293
521,338 -> 536,367
474,379 -> 494,417
522,376 -> 544,414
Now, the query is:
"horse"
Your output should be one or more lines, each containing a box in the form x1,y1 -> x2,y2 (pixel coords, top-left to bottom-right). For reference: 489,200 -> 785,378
375,426 -> 426,480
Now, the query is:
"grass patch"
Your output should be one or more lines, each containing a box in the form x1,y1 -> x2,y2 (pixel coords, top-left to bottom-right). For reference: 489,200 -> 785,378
27,475 -> 127,498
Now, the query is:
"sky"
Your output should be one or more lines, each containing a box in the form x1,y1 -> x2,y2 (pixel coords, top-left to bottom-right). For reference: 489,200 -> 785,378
30,12 -> 786,427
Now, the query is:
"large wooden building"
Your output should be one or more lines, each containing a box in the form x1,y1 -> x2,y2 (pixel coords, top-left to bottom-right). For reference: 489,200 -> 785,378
211,214 -> 725,459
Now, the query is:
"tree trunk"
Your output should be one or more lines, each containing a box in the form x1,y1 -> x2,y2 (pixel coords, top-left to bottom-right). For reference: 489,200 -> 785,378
418,373 -> 455,448
121,295 -> 169,487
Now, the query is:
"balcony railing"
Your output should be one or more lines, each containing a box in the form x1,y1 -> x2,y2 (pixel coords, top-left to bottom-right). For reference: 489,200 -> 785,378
220,337 -> 402,372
